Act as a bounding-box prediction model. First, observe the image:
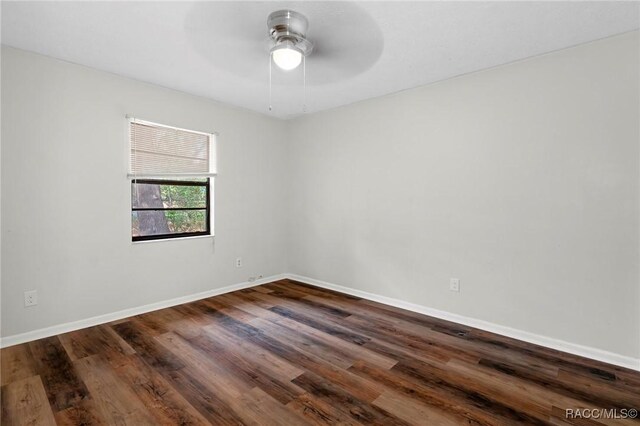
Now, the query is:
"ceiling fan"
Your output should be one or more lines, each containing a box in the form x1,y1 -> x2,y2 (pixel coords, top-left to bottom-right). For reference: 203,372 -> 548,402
185,2 -> 383,114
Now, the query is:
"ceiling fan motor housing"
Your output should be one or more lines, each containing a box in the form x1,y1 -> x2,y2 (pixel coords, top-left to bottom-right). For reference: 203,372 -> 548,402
268,10 -> 313,56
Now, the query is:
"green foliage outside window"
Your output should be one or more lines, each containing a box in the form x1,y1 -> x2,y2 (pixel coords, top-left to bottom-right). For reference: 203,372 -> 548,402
160,184 -> 207,232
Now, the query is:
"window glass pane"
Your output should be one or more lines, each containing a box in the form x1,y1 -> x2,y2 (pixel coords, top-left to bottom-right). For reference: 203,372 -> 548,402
132,182 -> 207,209
132,210 -> 207,237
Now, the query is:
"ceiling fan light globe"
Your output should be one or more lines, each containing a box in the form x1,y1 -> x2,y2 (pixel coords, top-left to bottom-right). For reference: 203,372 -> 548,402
272,46 -> 302,71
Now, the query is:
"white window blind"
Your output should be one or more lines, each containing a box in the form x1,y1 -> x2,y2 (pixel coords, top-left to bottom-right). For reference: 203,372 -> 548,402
128,118 -> 217,179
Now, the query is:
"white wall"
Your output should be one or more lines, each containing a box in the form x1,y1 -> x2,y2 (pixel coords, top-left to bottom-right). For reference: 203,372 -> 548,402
287,32 -> 640,359
1,47 -> 288,337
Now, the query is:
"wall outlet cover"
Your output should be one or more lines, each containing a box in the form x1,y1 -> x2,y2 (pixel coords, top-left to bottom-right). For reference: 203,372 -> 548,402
450,278 -> 460,292
24,290 -> 38,307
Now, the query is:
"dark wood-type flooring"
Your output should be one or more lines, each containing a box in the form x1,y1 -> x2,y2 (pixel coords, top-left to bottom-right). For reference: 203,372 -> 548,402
1,279 -> 639,425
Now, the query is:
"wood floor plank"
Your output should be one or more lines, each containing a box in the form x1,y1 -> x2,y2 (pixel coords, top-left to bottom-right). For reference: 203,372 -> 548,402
1,344 -> 37,386
251,289 -> 353,321
53,398 -> 105,426
160,368 -> 247,425
269,279 -> 361,301
201,324 -> 305,381
468,327 -> 640,382
556,368 -> 640,406
445,358 -> 634,426
59,325 -> 136,368
346,302 -> 558,375
136,305 -> 208,340
393,356 -> 555,423
155,331 -> 302,425
263,305 -> 397,369
251,285 -> 275,294
249,317 -> 356,369
364,335 -> 454,367
345,315 -> 456,364
357,294 -> 638,386
269,304 -> 371,346
292,371 -> 410,425
1,278 -> 638,426
349,359 -> 543,425
1,376 -> 57,426
199,297 -> 258,324
74,354 -> 157,425
216,292 -> 282,321
479,359 -> 638,410
287,392 -> 364,425
186,331 -> 306,405
58,328 -> 101,361
372,389 -> 464,426
228,387 -> 309,426
203,319 -> 385,403
155,331 -> 252,399
114,355 -> 210,425
99,325 -> 137,361
112,320 -> 185,373
28,336 -> 90,412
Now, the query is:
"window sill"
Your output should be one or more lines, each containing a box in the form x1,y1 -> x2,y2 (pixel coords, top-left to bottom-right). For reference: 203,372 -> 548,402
131,234 -> 214,245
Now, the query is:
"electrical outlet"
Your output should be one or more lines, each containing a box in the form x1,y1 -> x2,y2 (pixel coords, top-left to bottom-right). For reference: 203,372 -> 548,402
450,278 -> 460,292
236,257 -> 243,268
24,290 -> 38,307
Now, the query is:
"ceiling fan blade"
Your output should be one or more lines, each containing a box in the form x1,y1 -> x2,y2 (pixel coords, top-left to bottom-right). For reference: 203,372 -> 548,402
184,1 -> 383,86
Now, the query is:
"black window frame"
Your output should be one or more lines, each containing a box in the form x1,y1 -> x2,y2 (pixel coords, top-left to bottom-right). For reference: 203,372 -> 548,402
131,178 -> 211,242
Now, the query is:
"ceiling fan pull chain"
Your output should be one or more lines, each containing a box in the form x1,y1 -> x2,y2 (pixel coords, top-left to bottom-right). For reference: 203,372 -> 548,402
269,52 -> 273,111
303,56 -> 307,113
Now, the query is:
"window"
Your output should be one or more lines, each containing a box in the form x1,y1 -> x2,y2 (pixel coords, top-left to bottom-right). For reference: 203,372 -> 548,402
129,118 -> 216,241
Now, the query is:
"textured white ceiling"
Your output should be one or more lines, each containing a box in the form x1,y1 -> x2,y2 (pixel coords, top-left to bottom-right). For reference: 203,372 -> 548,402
2,1 -> 639,119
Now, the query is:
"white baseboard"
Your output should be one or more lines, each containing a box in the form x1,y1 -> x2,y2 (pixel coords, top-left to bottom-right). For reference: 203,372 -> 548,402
0,273 -> 288,349
3,271 -> 638,372
285,273 -> 640,372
